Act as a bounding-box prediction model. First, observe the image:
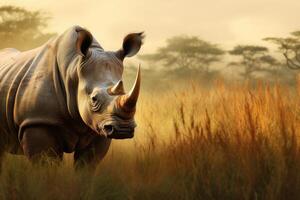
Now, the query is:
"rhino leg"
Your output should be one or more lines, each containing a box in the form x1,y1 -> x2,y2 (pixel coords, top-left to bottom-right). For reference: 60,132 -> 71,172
21,126 -> 63,163
74,136 -> 111,170
0,146 -> 4,172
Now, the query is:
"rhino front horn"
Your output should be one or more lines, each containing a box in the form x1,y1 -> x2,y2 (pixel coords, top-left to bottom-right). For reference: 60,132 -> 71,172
119,65 -> 141,112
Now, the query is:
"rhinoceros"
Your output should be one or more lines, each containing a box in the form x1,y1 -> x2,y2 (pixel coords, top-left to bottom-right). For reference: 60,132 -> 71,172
0,26 -> 144,169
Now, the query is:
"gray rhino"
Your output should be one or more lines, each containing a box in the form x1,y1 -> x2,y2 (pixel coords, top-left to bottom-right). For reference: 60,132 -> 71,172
0,26 -> 144,169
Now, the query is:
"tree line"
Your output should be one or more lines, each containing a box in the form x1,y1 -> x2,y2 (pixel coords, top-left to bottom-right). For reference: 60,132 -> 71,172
0,5 -> 299,89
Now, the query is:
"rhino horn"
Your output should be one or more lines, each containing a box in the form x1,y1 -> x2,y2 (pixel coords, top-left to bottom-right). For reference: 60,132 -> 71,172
119,65 -> 141,112
107,80 -> 125,95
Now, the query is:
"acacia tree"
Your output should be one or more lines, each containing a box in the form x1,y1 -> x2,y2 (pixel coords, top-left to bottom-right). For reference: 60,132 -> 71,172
228,45 -> 279,79
0,6 -> 55,50
265,31 -> 300,70
139,35 -> 224,73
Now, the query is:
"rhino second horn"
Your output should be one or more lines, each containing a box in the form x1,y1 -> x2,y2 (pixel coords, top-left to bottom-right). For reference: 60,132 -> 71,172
119,65 -> 141,111
107,80 -> 125,95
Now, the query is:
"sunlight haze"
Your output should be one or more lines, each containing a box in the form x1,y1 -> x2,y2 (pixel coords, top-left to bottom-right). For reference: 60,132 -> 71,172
2,0 -> 300,53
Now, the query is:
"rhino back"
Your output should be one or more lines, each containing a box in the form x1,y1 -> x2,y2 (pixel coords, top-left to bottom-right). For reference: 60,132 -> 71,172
0,44 -> 75,150
0,48 -> 37,150
0,27 -> 95,153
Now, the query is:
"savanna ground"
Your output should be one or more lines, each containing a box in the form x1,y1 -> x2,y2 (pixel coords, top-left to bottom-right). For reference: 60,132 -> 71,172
0,78 -> 300,200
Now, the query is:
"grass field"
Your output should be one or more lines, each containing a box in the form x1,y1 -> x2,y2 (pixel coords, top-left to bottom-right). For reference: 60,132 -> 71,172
1,80 -> 300,200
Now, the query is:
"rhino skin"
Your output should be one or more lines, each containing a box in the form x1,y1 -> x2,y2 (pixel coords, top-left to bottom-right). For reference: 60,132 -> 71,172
0,26 -> 144,169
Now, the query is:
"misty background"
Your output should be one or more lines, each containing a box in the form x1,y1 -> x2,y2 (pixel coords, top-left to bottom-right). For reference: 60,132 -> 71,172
1,1 -> 300,91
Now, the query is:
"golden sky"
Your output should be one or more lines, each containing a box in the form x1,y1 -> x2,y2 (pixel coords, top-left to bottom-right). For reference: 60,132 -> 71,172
2,0 -> 300,54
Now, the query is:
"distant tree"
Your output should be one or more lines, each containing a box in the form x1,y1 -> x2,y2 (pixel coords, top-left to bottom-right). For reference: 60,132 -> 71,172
228,45 -> 279,79
265,31 -> 300,69
0,5 -> 56,50
139,35 -> 224,73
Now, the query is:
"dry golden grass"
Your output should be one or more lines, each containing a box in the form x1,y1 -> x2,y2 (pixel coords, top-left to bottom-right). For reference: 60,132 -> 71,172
1,80 -> 300,200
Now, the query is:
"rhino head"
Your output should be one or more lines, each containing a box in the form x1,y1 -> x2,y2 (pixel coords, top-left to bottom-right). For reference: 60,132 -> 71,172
73,28 -> 144,139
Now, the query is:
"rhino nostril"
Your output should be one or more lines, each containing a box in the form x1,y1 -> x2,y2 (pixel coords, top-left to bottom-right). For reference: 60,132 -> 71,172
103,125 -> 114,135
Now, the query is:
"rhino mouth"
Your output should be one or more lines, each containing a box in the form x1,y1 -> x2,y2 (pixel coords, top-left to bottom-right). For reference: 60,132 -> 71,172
100,124 -> 135,139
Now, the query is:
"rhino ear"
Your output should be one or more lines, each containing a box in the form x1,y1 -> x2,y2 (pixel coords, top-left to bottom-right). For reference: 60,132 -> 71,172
76,28 -> 93,57
116,32 -> 144,61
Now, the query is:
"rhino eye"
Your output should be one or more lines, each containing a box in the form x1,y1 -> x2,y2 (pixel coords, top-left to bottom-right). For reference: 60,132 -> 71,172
91,95 -> 97,102
90,98 -> 102,112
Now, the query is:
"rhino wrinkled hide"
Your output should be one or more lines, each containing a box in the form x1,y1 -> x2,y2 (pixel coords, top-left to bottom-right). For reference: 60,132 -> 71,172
0,26 -> 144,169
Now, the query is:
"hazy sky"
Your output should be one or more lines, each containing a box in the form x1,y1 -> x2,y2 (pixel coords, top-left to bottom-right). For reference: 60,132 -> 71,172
2,0 -> 300,54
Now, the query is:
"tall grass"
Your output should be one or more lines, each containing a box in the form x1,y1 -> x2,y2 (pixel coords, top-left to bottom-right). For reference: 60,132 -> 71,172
1,80 -> 300,200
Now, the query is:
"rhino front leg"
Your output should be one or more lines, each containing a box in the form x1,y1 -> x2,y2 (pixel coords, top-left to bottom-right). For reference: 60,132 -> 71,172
74,136 -> 111,170
21,126 -> 63,162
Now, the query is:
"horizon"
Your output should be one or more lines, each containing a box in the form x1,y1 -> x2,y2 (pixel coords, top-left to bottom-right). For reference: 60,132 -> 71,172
2,0 -> 300,54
